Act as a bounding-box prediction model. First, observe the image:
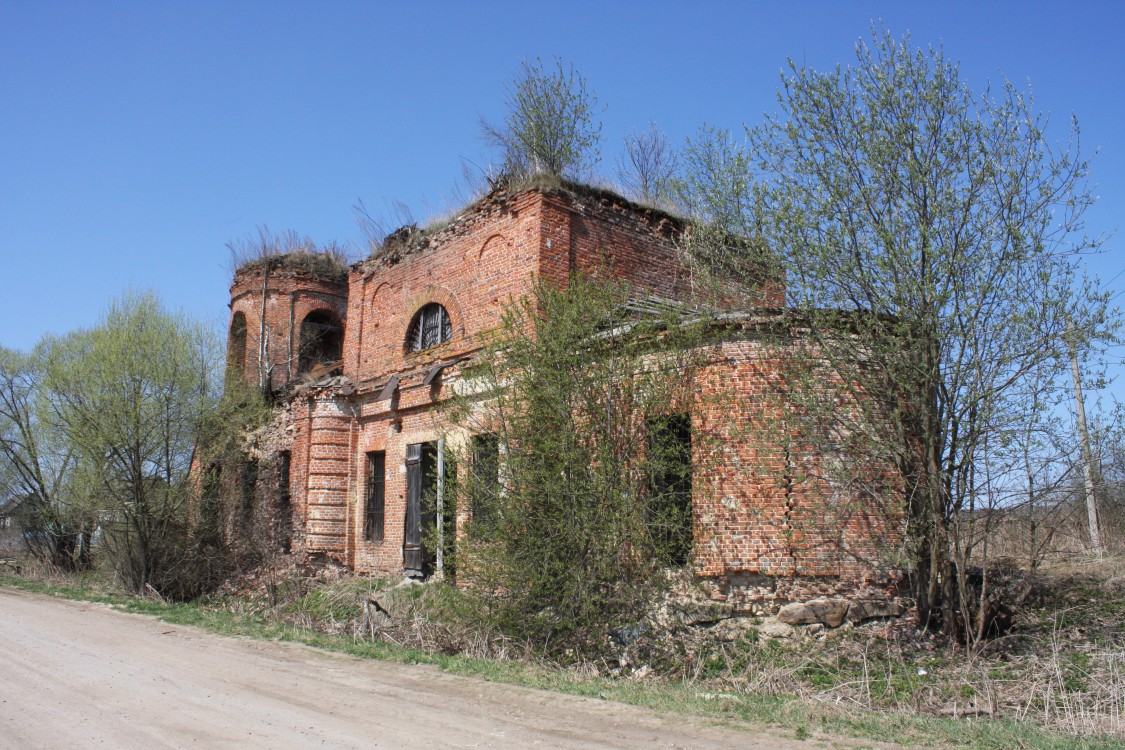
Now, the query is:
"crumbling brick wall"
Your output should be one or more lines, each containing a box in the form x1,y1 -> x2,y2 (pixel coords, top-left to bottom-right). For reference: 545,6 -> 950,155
342,188 -> 546,387
229,263 -> 348,392
226,183 -> 902,608
691,336 -> 904,598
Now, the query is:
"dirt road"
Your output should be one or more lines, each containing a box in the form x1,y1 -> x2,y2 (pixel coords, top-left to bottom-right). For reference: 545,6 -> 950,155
0,587 -> 856,749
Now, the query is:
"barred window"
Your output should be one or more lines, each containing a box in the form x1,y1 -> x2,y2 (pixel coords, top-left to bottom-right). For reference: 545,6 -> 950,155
407,303 -> 452,351
365,451 -> 386,543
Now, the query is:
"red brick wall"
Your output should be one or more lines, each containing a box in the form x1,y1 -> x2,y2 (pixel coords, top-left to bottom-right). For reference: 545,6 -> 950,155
337,186 -> 713,573
539,190 -> 690,297
344,190 -> 545,388
691,338 -> 903,585
229,264 -> 348,391
237,185 -> 898,599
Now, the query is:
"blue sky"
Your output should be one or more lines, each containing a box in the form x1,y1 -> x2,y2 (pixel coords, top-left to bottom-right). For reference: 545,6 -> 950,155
2,1 -> 1122,403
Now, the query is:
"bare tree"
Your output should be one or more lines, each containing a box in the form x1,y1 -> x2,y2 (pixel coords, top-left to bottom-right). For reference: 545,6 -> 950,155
616,122 -> 678,207
683,26 -> 1117,637
0,346 -> 88,568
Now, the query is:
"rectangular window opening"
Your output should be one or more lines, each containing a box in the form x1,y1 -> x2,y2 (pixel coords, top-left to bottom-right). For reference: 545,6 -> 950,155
470,433 -> 501,538
199,464 -> 223,545
240,459 -> 259,537
365,451 -> 386,543
647,414 -> 693,567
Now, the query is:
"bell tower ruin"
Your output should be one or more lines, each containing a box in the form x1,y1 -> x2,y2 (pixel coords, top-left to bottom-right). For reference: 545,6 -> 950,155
228,256 -> 349,393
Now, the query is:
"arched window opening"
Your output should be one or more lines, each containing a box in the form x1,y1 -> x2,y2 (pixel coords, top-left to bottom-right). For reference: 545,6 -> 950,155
298,310 -> 344,375
407,303 -> 452,352
228,312 -> 247,375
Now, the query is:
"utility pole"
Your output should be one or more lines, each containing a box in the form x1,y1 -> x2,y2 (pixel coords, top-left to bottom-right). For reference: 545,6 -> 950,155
1068,322 -> 1103,556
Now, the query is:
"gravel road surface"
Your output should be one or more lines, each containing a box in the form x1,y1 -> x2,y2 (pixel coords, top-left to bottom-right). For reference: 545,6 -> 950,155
0,587 -> 868,749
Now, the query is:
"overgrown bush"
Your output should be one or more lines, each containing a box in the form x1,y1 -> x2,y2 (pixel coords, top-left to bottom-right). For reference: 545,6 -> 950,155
443,276 -> 713,656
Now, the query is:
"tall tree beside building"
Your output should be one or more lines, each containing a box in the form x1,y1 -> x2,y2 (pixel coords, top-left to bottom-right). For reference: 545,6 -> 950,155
713,27 -> 1116,635
41,291 -> 222,594
0,345 -> 90,568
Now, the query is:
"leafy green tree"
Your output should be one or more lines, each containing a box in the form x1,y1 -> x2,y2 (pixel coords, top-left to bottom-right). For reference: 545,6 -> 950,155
41,291 -> 222,594
717,27 -> 1115,634
0,346 -> 90,568
446,277 -> 707,655
482,56 -> 603,181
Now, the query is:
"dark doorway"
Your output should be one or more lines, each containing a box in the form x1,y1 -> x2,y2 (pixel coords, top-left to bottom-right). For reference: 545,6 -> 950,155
404,441 -> 454,579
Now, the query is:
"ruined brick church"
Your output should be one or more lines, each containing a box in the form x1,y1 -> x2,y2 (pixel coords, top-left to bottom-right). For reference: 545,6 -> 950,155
226,181 -> 902,604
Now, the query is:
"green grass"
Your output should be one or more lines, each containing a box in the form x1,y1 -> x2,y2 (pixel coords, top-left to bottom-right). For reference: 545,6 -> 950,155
2,572 -> 1120,750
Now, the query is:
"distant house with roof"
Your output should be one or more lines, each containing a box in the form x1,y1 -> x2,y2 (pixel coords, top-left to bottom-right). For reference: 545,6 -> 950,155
0,496 -> 29,556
